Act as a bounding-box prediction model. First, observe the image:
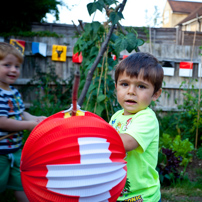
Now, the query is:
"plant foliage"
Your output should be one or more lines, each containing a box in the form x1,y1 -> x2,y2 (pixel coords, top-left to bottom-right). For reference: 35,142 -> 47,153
159,133 -> 194,166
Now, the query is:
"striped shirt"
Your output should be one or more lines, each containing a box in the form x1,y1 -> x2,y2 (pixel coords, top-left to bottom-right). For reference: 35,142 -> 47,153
0,86 -> 25,154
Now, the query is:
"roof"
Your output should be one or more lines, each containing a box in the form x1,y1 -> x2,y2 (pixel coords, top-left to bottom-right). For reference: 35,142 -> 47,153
168,0 -> 202,14
177,5 -> 202,25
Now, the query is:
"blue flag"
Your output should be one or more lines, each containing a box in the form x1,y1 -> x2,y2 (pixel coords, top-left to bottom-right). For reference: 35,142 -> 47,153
32,42 -> 47,57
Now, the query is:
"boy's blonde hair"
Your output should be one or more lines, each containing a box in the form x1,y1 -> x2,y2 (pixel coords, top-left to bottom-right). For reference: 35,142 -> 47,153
0,42 -> 24,63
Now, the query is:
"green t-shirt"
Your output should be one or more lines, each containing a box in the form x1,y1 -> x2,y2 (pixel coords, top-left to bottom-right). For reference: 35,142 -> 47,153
109,107 -> 160,202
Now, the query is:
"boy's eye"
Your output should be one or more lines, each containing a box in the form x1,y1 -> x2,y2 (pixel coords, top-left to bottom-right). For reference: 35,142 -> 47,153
4,64 -> 10,67
138,85 -> 146,89
15,65 -> 20,69
120,83 -> 128,87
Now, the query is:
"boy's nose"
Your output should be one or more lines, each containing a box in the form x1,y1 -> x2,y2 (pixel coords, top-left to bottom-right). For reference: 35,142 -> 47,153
128,85 -> 135,95
10,65 -> 18,71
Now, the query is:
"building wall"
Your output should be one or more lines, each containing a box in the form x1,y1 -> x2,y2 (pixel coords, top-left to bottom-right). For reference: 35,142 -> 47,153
162,1 -> 172,27
162,1 -> 188,28
182,19 -> 202,31
172,13 -> 188,27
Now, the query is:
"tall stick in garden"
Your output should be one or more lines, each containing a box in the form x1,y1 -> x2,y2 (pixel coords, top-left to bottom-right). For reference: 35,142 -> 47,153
195,56 -> 202,149
72,69 -> 80,116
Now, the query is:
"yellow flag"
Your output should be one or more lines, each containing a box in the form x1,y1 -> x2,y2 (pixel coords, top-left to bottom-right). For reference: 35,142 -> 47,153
52,45 -> 67,62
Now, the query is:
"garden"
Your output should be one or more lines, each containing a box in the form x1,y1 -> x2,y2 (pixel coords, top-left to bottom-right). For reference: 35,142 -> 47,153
0,0 -> 202,201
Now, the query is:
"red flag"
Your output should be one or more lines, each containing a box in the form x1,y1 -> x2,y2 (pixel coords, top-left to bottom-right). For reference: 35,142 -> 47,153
72,52 -> 83,63
179,61 -> 193,77
10,39 -> 25,55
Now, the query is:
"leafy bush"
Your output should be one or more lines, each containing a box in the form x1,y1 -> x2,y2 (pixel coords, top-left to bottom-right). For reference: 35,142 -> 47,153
159,133 -> 194,166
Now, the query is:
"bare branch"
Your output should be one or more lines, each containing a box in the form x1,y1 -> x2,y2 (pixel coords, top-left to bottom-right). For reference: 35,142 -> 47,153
78,20 -> 84,31
71,20 -> 81,35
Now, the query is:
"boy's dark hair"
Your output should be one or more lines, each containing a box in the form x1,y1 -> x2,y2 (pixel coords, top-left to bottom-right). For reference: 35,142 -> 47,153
0,42 -> 23,63
115,52 -> 164,94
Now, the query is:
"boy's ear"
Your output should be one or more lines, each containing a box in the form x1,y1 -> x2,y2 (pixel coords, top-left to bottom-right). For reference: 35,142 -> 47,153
152,88 -> 162,101
115,83 -> 117,89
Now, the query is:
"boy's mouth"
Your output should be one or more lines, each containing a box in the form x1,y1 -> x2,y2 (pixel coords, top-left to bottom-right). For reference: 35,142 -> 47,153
8,75 -> 16,79
125,100 -> 137,104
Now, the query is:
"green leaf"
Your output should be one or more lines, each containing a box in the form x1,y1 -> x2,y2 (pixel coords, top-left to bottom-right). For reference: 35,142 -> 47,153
84,23 -> 92,35
92,21 -> 102,35
88,84 -> 97,93
97,94 -> 106,103
125,33 -> 137,52
114,37 -> 128,53
95,104 -> 105,116
110,33 -> 118,43
109,11 -> 123,25
87,2 -> 97,16
96,1 -> 104,12
103,0 -> 115,6
90,46 -> 99,58
136,38 -> 145,46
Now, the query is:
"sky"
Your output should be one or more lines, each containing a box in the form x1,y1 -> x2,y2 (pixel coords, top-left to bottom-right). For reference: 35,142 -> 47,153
46,0 -> 202,27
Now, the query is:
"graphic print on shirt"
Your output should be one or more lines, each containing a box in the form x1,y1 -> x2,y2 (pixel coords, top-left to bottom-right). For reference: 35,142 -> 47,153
122,194 -> 143,202
122,118 -> 132,131
115,122 -> 122,133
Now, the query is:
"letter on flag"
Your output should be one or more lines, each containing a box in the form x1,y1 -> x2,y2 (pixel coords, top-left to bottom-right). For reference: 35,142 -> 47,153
10,39 -> 25,55
52,45 -> 67,62
179,61 -> 193,77
32,42 -> 47,57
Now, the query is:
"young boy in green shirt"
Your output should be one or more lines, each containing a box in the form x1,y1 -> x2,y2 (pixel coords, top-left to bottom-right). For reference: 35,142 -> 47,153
109,52 -> 163,202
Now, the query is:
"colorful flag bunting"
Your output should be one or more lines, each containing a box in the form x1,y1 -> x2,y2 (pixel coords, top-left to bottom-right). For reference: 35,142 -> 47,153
32,42 -> 47,57
10,39 -> 25,55
51,45 -> 67,62
162,61 -> 175,76
179,61 -> 193,77
72,52 -> 83,63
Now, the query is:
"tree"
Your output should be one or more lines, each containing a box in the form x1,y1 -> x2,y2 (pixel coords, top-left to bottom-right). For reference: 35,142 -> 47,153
73,0 -> 144,121
0,0 -> 62,33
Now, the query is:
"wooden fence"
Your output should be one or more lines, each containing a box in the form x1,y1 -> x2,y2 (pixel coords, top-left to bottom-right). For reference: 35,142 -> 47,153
1,23 -> 202,111
31,22 -> 202,46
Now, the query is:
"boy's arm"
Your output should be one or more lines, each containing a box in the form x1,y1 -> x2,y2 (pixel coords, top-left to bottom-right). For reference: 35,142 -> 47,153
0,116 -> 38,132
119,133 -> 139,152
23,111 -> 47,123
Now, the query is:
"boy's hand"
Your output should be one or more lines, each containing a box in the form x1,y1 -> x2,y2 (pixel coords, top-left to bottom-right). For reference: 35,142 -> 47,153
35,116 -> 47,123
26,120 -> 39,131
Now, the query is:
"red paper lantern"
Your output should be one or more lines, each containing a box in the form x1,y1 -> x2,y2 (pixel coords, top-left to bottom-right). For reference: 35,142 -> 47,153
21,110 -> 127,202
